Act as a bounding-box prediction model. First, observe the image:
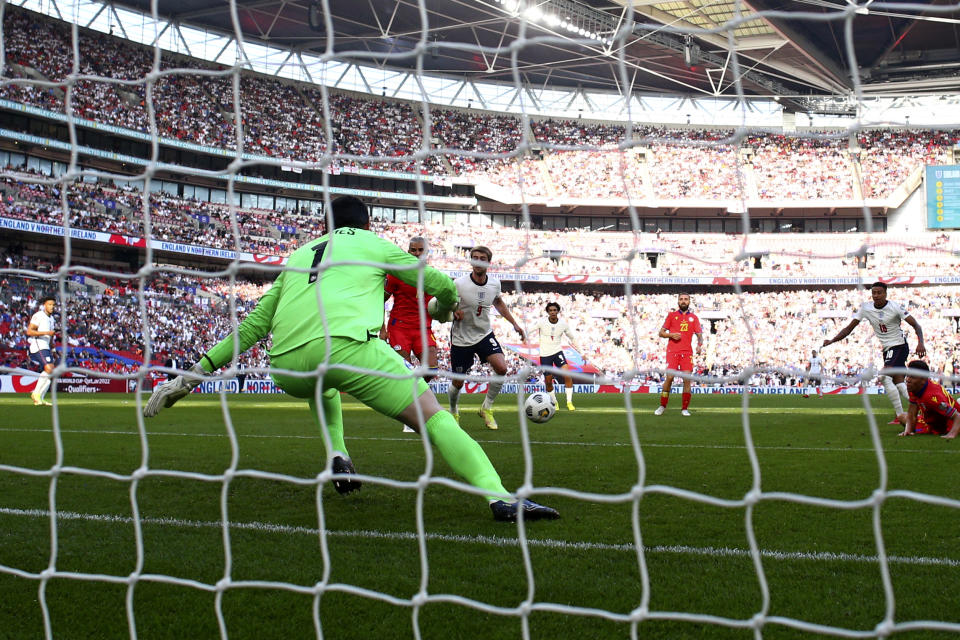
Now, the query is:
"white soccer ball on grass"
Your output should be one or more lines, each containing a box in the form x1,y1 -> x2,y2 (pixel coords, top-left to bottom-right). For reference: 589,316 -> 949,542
524,392 -> 556,424
427,297 -> 454,322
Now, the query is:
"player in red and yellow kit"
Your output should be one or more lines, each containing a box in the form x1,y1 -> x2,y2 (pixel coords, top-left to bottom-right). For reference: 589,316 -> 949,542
656,293 -> 703,416
381,237 -> 438,381
900,360 -> 960,440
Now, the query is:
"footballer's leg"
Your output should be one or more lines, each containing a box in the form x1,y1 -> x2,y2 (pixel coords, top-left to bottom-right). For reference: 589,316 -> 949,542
879,375 -> 906,424
308,390 -> 362,494
562,366 -> 575,411
681,366 -> 692,417
544,373 -> 557,407
270,340 -> 359,495
479,352 -> 508,430
656,373 -> 673,415
448,344 -> 474,423
343,339 -> 558,519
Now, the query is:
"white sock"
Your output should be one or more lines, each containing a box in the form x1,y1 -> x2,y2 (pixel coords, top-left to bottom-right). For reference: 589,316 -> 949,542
448,385 -> 461,413
482,381 -> 502,409
565,385 -> 573,403
881,376 -> 903,414
896,381 -> 908,401
37,373 -> 51,400
548,390 -> 557,405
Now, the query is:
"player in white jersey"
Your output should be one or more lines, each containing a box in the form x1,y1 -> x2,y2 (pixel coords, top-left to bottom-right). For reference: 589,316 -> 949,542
822,281 -> 926,423
532,302 -> 580,411
26,296 -> 57,406
448,246 -> 525,430
804,349 -> 823,398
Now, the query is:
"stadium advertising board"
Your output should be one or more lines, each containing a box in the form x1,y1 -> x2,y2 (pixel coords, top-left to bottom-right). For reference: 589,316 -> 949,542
926,165 -> 960,229
7,214 -> 960,284
0,373 -> 127,393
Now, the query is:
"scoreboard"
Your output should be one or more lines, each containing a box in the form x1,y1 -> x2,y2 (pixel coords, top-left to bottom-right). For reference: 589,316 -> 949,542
926,164 -> 960,229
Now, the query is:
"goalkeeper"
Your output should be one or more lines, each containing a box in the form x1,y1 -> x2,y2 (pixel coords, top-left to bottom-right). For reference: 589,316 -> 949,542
144,196 -> 558,522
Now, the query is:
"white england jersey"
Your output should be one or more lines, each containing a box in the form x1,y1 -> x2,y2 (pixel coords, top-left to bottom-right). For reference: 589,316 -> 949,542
535,318 -> 574,357
451,274 -> 501,347
808,355 -> 822,374
28,310 -> 54,353
853,300 -> 909,349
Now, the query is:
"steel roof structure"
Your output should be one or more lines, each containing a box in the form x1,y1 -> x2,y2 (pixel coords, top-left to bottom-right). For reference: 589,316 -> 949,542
98,0 -> 960,111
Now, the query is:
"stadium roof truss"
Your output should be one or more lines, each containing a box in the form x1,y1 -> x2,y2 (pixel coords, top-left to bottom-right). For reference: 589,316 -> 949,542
16,0 -> 960,122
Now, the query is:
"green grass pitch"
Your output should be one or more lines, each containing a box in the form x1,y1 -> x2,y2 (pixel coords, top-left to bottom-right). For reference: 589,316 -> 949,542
1,392 -> 958,639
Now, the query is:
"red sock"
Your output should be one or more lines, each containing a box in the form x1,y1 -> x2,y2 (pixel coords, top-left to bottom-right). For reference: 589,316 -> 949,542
659,392 -> 669,408
682,393 -> 691,410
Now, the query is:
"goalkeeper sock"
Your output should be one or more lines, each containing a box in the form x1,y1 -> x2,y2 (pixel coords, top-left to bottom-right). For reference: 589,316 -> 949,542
565,385 -> 573,403
681,393 -> 691,410
881,376 -> 904,415
659,391 -> 669,408
424,411 -> 507,502
482,381 -> 502,409
309,388 -> 348,458
548,390 -> 558,406
448,385 -> 461,413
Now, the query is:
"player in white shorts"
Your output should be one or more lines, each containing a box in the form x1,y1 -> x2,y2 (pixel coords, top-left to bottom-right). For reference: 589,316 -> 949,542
448,246 -> 525,430
26,296 -> 57,406
532,301 -> 580,411
823,281 -> 925,424
804,349 -> 823,398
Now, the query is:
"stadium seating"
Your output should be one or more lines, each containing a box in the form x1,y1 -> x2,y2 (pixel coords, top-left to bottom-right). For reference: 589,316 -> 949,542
2,7 -> 957,203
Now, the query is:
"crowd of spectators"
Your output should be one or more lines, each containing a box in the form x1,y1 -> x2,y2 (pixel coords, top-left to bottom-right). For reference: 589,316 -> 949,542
3,7 -> 958,204
0,168 -> 326,255
3,164 -> 959,276
3,250 -> 960,388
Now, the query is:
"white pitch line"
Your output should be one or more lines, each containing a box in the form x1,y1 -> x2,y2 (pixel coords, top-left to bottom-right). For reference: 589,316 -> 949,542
0,427 -> 955,455
1,507 -> 957,568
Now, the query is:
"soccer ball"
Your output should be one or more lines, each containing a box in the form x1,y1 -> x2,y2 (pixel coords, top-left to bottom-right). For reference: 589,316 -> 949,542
427,297 -> 453,322
524,393 -> 556,424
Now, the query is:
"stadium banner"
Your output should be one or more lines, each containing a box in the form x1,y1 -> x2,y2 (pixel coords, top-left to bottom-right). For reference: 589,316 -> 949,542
423,381 -> 877,395
925,165 -> 960,229
0,373 -> 127,393
1,376 -> 942,397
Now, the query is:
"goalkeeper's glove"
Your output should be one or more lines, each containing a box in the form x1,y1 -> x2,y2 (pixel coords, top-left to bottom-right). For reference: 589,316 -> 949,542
143,363 -> 205,418
427,294 -> 458,322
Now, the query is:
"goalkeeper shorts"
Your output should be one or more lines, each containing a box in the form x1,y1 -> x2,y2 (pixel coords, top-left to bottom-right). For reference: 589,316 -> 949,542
270,336 -> 428,418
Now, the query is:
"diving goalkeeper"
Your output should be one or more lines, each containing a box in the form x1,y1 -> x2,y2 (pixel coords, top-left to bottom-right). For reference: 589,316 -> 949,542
143,196 -> 558,522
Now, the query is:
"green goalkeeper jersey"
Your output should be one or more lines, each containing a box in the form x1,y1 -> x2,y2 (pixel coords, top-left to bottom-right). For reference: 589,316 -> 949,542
204,227 -> 457,369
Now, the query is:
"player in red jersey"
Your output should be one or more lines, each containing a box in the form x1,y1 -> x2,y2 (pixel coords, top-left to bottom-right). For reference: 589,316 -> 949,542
381,236 -> 439,381
899,360 -> 960,439
655,293 -> 703,417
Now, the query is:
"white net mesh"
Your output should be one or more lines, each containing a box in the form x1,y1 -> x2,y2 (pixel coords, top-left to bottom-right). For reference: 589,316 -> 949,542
2,0 -> 960,637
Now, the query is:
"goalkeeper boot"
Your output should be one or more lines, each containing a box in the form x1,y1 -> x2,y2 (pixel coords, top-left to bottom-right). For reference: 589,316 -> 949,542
478,406 -> 498,430
566,401 -> 576,411
654,406 -> 665,416
332,456 -> 361,495
490,499 -> 560,522
681,409 -> 692,417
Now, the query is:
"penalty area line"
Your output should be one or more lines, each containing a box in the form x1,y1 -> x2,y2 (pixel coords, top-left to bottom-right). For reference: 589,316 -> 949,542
1,507 -> 958,568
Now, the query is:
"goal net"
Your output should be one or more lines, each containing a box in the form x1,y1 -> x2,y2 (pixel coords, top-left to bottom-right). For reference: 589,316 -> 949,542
1,0 -> 959,637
